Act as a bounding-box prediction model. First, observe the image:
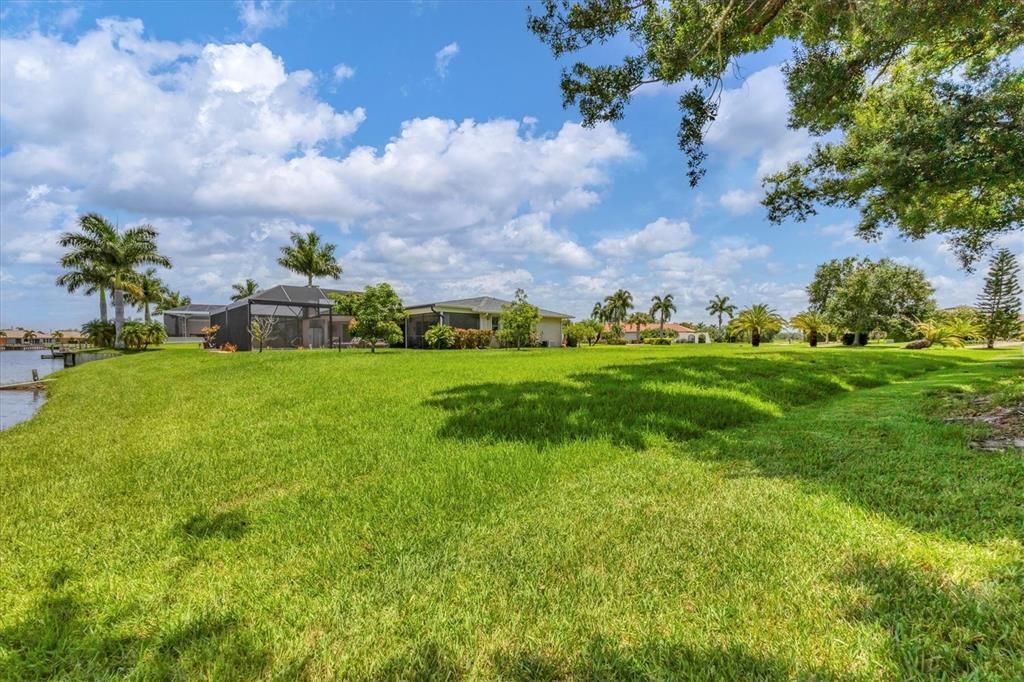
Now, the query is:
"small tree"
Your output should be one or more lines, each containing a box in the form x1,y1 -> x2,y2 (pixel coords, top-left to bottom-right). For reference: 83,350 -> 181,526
976,248 -> 1022,349
578,319 -> 602,346
248,317 -> 277,353
349,283 -> 405,353
329,292 -> 361,316
200,325 -> 220,349
497,288 -> 541,349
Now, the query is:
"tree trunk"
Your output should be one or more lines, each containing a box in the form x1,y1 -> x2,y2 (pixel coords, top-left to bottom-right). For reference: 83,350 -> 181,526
307,274 -> 313,287
99,287 -> 108,323
751,330 -> 761,347
809,330 -> 818,347
987,337 -> 994,349
144,302 -> 151,323
113,289 -> 125,348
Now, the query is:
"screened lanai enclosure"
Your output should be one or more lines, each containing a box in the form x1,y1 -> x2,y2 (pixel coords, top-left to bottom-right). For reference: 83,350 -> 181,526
211,285 -> 358,351
162,304 -> 225,337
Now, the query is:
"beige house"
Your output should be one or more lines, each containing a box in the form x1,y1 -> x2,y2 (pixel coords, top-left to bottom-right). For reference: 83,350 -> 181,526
405,296 -> 572,348
606,322 -> 712,344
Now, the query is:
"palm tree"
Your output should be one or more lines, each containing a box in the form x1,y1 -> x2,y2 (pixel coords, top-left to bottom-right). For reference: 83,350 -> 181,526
277,231 -> 342,286
59,213 -> 171,348
626,311 -> 654,342
157,290 -> 191,313
729,304 -> 784,347
56,262 -> 113,323
231,278 -> 260,301
649,293 -> 677,336
706,295 -> 737,334
24,330 -> 38,344
127,268 -> 166,322
790,311 -> 827,347
603,289 -> 633,325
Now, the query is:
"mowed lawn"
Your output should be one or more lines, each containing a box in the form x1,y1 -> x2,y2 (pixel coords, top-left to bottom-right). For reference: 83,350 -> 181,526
1,344 -> 1022,680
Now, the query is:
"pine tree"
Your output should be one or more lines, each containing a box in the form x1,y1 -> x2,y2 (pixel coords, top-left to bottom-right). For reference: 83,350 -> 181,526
976,248 -> 1022,349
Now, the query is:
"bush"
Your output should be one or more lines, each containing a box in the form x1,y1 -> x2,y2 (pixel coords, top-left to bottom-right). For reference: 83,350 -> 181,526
120,321 -> 167,350
904,339 -> 932,350
450,328 -> 492,349
842,332 -> 855,346
424,323 -> 455,349
221,342 -> 238,353
81,319 -> 115,347
643,337 -> 672,345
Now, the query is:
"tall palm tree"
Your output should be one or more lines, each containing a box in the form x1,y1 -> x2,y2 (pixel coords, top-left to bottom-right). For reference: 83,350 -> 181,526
59,213 -> 171,348
127,268 -> 166,322
790,310 -> 826,347
231,278 -> 260,301
649,293 -> 677,336
706,294 -> 737,333
603,289 -> 633,325
729,304 -> 784,347
56,262 -> 113,323
626,311 -> 654,342
157,290 -> 191,313
277,231 -> 342,286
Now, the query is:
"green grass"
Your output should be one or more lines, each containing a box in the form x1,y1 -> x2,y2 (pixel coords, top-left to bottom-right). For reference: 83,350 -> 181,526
1,344 -> 1021,680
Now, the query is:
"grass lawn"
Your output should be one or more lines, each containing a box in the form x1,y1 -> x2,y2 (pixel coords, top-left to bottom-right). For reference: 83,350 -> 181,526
1,344 -> 1021,679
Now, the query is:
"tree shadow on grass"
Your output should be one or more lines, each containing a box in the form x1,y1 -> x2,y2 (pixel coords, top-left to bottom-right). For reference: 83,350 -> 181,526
374,636 -> 825,680
843,556 -> 1024,678
179,509 -> 250,541
0,565 -> 268,680
426,353 -> 963,450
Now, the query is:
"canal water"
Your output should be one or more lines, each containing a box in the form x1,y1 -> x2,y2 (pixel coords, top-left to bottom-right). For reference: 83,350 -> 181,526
0,351 -> 64,430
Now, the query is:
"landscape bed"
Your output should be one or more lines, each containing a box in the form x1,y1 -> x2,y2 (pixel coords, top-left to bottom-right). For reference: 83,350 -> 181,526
0,344 -> 1021,679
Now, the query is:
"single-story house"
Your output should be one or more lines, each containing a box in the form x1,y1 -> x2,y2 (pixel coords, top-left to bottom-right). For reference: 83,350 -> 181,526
210,284 -> 359,351
607,322 -> 712,344
404,296 -> 573,348
0,329 -> 86,347
162,304 -> 227,337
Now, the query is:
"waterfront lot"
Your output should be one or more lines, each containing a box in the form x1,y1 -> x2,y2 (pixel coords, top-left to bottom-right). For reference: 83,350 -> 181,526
1,344 -> 1021,679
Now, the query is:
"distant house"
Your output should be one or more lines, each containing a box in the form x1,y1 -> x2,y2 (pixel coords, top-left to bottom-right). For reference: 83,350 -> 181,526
404,296 -> 573,348
607,322 -> 712,344
162,304 -> 226,337
0,328 -> 85,347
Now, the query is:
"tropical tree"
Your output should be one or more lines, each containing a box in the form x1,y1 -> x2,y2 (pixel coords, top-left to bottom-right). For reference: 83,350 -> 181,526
909,319 -> 973,349
157,290 -> 191,313
230,278 -> 260,301
278,231 -> 342,286
349,283 -> 405,353
790,311 -> 827,347
729,304 -> 784,347
626,311 -> 654,342
603,289 -> 634,325
126,268 -> 166,322
529,0 -> 1024,267
56,263 -> 113,323
59,213 -> 171,348
81,319 -> 115,347
706,295 -> 737,333
23,330 -> 38,344
650,293 -> 677,336
976,248 -> 1022,348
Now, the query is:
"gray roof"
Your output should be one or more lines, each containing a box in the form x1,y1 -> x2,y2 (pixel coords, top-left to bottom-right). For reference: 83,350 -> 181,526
407,296 -> 573,319
162,304 -> 225,315
228,284 -> 360,310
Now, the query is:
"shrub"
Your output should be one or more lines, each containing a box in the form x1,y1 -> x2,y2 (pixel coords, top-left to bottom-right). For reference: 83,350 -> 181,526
221,342 -> 238,353
81,319 -> 115,347
841,332 -> 855,346
905,339 -> 931,350
201,325 -> 221,349
451,327 -> 491,349
424,323 -> 455,349
643,337 -> 672,345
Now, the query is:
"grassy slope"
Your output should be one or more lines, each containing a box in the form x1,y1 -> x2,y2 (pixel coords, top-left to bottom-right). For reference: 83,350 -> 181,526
0,344 -> 1021,680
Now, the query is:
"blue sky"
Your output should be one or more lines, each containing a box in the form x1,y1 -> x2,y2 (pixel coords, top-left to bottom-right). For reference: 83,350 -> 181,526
0,0 -> 1010,330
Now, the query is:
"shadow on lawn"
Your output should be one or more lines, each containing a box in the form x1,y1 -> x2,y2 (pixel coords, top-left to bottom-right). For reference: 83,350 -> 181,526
427,353 -> 962,450
843,556 -> 1024,678
0,566 -> 267,679
427,353 -> 1024,543
375,636 -> 824,680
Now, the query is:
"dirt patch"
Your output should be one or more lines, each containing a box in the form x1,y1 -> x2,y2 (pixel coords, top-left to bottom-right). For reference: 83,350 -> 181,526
942,392 -> 1024,451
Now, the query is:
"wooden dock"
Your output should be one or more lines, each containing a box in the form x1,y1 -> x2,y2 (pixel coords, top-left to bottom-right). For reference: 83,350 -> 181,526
0,379 -> 51,391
